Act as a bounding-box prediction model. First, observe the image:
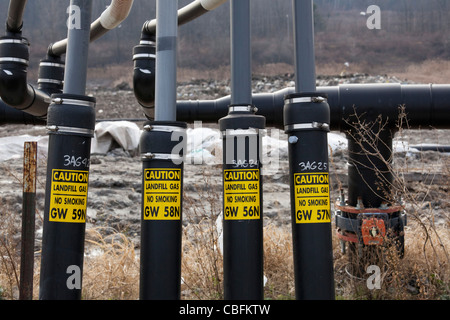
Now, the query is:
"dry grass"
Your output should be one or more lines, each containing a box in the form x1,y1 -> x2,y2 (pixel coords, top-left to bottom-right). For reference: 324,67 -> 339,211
0,206 -> 448,300
82,227 -> 140,300
0,141 -> 448,300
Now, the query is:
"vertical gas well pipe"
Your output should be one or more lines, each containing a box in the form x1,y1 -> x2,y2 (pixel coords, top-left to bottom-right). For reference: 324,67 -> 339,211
39,0 -> 95,300
219,0 -> 265,300
139,0 -> 187,300
284,0 -> 335,300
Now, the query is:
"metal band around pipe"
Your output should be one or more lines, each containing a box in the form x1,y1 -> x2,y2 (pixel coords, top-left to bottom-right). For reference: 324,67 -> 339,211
133,53 -> 156,60
285,96 -> 327,104
39,62 -> 65,68
38,79 -> 63,85
221,128 -> 260,136
141,152 -> 184,161
143,124 -> 186,134
0,57 -> 29,65
0,39 -> 28,44
52,97 -> 95,108
228,105 -> 253,113
46,125 -> 94,136
285,122 -> 330,132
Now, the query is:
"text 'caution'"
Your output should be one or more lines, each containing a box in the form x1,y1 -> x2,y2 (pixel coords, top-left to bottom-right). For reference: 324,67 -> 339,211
224,169 -> 261,220
144,168 -> 181,220
294,172 -> 330,224
49,169 -> 89,223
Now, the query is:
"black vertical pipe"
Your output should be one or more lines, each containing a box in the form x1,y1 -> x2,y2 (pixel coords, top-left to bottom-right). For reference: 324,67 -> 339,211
284,93 -> 335,300
39,94 -> 96,299
219,106 -> 265,300
347,127 -> 394,208
39,0 -> 93,300
139,121 -> 186,300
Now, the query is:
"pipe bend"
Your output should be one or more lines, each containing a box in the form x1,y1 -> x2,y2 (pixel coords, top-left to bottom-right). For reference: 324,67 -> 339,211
0,98 -> 46,125
6,0 -> 28,34
98,0 -> 134,30
0,35 -> 30,107
132,35 -> 156,114
142,0 -> 228,35
0,35 -> 53,118
48,0 -> 134,56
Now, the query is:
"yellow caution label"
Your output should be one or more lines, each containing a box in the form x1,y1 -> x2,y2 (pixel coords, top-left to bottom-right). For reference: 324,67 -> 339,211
294,172 -> 331,224
143,168 -> 181,220
49,169 -> 89,223
224,169 -> 261,220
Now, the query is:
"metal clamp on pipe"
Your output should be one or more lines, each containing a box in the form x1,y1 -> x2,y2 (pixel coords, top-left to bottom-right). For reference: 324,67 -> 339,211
46,94 -> 96,136
219,104 -> 265,300
283,92 -> 335,300
40,93 -> 96,299
139,120 -> 187,300
284,93 -> 330,133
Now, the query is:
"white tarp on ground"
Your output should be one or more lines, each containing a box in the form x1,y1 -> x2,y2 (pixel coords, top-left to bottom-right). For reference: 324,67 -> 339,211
185,127 -> 349,165
0,134 -> 49,162
2,121 -> 437,162
91,121 -> 141,154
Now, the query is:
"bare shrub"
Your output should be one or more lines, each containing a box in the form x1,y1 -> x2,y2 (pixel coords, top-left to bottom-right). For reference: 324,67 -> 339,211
334,106 -> 450,299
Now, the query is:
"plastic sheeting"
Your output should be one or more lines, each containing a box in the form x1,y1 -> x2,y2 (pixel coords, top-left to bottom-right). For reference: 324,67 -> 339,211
4,121 -> 433,163
0,134 -> 49,161
91,121 -> 141,155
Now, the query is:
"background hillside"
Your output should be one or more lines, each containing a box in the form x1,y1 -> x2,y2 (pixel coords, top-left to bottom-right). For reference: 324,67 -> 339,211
0,0 -> 449,79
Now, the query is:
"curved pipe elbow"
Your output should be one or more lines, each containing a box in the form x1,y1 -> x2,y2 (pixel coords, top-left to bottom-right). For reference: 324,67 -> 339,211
0,71 -> 50,118
133,66 -> 155,108
0,36 -> 52,118
6,0 -> 28,34
99,0 -> 134,30
142,0 -> 228,35
0,65 -> 31,107
132,36 -> 156,116
48,0 -> 134,57
0,35 -> 31,106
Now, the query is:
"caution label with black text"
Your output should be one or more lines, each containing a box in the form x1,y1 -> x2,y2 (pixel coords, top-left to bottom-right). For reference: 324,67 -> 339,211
224,169 -> 261,220
294,172 -> 331,223
143,168 -> 182,220
49,169 -> 89,223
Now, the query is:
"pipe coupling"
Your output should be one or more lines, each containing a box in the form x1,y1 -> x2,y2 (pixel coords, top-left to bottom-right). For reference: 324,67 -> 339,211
283,92 -> 330,133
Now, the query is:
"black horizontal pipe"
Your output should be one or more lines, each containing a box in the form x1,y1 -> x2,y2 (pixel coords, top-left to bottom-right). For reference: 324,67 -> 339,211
0,99 -> 46,125
176,84 -> 450,131
3,83 -> 450,131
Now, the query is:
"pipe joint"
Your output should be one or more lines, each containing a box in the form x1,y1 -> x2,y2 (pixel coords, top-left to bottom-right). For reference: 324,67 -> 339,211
47,94 -> 96,137
38,56 -> 65,94
0,35 -> 29,66
219,104 -> 266,132
283,92 -> 330,134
